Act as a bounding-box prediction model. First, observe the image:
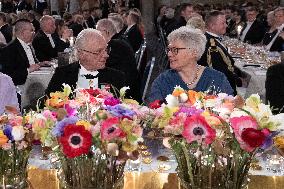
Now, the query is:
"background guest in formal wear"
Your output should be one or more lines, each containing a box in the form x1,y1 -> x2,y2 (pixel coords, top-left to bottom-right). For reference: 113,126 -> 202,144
87,7 -> 102,28
239,7 -> 265,44
32,15 -> 57,61
45,29 -> 126,96
27,12 -> 40,33
69,14 -> 84,37
266,63 -> 284,114
96,18 -> 141,102
198,11 -> 241,96
262,10 -> 277,47
124,10 -> 143,52
0,12 -> 13,44
227,9 -> 245,38
109,14 -> 127,40
186,16 -> 205,33
164,3 -> 195,36
263,7 -> 284,52
0,73 -> 19,114
148,27 -> 233,102
1,19 -> 40,86
53,19 -> 72,52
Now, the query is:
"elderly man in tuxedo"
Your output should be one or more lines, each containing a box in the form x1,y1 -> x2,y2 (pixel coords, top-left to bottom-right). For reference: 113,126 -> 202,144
32,15 -> 57,61
45,29 -> 126,96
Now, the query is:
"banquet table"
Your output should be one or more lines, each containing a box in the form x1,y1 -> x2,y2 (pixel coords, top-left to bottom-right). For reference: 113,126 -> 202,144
234,58 -> 267,102
27,143 -> 284,189
20,67 -> 54,109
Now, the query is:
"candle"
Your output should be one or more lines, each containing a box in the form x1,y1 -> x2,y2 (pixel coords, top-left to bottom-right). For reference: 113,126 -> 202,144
69,37 -> 74,47
237,25 -> 243,37
0,2 -> 2,12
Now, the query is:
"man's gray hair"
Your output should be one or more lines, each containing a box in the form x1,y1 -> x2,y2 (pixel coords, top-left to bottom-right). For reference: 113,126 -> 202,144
40,15 -> 53,28
75,28 -> 104,49
167,26 -> 206,60
108,15 -> 124,33
96,18 -> 117,36
14,19 -> 31,37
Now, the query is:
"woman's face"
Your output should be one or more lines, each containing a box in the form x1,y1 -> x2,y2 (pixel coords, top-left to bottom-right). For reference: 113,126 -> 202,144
167,40 -> 195,71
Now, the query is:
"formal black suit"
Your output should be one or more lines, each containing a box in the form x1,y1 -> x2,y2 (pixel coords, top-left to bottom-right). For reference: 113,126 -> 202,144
32,30 -> 58,61
31,19 -> 41,33
266,63 -> 284,114
52,33 -> 70,52
124,24 -> 143,52
164,16 -> 186,36
16,0 -> 32,12
0,24 -> 12,43
240,20 -> 265,44
1,39 -> 31,85
69,22 -> 84,37
262,28 -> 284,52
86,16 -> 97,29
107,37 -> 141,102
45,62 -> 127,96
198,32 -> 239,95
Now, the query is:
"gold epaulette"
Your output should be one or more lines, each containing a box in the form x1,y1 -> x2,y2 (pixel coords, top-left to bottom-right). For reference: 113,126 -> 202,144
207,38 -> 234,73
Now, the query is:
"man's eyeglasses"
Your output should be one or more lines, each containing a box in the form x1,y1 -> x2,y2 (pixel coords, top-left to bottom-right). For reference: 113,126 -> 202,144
166,47 -> 190,55
78,47 -> 111,55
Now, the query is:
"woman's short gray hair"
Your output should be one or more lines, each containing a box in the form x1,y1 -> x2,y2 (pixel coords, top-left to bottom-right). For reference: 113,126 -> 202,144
167,26 -> 206,60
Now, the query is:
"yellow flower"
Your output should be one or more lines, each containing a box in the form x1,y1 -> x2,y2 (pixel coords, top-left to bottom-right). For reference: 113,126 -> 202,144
274,136 -> 284,148
0,131 -> 8,146
76,120 -> 92,130
123,99 -> 139,105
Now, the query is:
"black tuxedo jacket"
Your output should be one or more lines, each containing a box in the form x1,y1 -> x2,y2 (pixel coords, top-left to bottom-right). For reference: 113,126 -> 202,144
266,63 -> 284,114
240,20 -> 265,44
262,28 -> 284,52
107,37 -> 141,102
69,22 -> 84,37
165,16 -> 186,36
45,62 -> 127,97
32,30 -> 57,61
0,39 -> 30,85
87,16 -> 96,28
198,32 -> 238,95
124,24 -> 143,52
0,24 -> 12,43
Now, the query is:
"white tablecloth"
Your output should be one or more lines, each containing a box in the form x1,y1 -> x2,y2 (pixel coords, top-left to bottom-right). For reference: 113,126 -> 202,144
234,59 -> 267,102
21,67 -> 53,108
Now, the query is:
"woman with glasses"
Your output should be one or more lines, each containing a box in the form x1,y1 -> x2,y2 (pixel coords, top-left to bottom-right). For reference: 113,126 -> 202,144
148,27 -> 234,102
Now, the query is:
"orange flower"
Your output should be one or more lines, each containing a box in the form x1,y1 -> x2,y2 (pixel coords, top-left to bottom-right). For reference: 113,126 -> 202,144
188,90 -> 198,104
0,131 -> 8,146
172,89 -> 184,97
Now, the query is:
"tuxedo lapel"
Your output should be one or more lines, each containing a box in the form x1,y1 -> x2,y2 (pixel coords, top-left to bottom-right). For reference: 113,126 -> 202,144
15,39 -> 29,68
66,62 -> 80,90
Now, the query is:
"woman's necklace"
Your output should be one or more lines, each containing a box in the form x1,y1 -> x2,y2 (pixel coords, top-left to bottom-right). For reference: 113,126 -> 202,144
186,65 -> 201,88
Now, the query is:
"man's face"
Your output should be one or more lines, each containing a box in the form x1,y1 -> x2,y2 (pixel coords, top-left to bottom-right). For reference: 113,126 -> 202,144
210,15 -> 227,35
44,18 -> 56,34
275,10 -> 284,26
246,10 -> 257,22
23,23 -> 35,43
181,6 -> 194,21
82,11 -> 89,20
78,35 -> 109,71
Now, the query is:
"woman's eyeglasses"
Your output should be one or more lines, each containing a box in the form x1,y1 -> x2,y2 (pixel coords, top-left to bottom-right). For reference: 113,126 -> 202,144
166,47 -> 190,55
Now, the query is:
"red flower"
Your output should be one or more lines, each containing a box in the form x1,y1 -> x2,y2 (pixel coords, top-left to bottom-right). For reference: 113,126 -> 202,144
182,115 -> 216,145
241,128 -> 266,148
101,117 -> 126,141
59,124 -> 92,158
149,100 -> 162,109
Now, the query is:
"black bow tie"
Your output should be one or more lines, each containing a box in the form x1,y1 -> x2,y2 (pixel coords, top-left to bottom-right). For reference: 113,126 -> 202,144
83,74 -> 98,79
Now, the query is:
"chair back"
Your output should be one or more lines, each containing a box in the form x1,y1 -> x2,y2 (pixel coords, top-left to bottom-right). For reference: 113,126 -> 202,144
142,57 -> 155,101
135,39 -> 147,71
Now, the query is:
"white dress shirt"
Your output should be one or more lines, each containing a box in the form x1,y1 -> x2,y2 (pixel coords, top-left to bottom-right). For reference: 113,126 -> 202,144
45,33 -> 55,48
18,38 -> 36,65
240,21 -> 254,42
77,65 -> 99,89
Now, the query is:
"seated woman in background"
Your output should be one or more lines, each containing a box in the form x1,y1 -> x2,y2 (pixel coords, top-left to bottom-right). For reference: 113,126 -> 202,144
148,27 -> 234,102
0,72 -> 19,114
265,63 -> 284,114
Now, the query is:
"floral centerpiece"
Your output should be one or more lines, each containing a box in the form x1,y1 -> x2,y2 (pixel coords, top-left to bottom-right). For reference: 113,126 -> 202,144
0,110 -> 34,188
30,85 -> 144,189
148,86 -> 281,189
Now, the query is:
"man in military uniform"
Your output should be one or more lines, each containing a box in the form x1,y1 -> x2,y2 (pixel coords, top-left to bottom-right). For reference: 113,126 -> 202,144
198,10 -> 241,95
